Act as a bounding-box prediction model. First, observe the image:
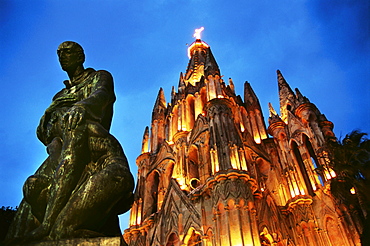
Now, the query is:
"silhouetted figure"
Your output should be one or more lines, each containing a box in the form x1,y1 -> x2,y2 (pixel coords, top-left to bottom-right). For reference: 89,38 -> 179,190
6,41 -> 134,245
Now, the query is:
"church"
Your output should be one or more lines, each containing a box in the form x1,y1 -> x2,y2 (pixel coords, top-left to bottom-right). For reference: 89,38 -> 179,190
123,29 -> 362,246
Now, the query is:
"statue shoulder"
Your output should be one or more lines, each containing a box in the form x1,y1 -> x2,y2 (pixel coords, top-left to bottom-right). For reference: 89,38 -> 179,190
90,69 -> 114,90
95,69 -> 113,82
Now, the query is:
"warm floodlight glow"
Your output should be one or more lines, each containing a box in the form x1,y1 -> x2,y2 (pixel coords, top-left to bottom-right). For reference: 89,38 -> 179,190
350,187 -> 356,194
254,134 -> 261,144
177,178 -> 188,190
193,27 -> 204,40
187,35 -> 209,58
330,169 -> 336,178
240,122 -> 245,132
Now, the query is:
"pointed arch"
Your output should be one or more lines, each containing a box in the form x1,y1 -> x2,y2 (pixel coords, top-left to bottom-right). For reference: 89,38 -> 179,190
166,114 -> 172,143
186,94 -> 196,131
204,228 -> 214,246
240,106 -> 252,135
291,140 -> 314,196
303,134 -> 324,186
188,145 -> 200,189
144,170 -> 160,217
172,104 -> 180,134
164,160 -> 175,187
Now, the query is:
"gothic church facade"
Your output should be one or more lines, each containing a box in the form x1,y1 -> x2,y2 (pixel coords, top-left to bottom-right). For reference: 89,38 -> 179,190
124,36 -> 362,245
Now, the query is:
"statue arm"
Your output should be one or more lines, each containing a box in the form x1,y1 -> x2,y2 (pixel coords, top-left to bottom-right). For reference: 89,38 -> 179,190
36,89 -> 74,144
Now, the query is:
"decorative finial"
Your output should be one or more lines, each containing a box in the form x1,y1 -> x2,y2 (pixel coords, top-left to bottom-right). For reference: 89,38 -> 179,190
268,102 -> 277,117
193,27 -> 204,40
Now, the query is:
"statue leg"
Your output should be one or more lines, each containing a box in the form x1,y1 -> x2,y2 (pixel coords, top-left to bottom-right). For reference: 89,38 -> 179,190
48,160 -> 134,240
5,138 -> 62,244
26,125 -> 89,240
23,174 -> 50,222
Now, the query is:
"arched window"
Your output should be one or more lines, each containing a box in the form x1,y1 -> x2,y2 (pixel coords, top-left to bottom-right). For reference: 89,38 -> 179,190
164,161 -> 175,188
172,105 -> 179,133
151,172 -> 159,214
144,171 -> 160,217
303,134 -> 324,186
186,95 -> 195,130
188,146 -> 200,189
291,141 -> 314,196
166,116 -> 171,142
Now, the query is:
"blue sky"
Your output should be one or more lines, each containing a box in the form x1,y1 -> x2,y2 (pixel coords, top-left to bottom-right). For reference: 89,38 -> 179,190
1,1 -> 369,231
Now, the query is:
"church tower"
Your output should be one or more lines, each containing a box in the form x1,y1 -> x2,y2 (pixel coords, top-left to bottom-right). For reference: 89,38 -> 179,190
124,29 -> 362,246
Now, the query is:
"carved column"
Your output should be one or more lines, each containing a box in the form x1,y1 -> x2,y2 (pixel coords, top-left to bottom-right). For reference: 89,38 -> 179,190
208,171 -> 260,245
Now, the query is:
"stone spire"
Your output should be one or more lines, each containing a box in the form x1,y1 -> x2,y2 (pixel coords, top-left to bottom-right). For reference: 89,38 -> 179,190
204,46 -> 220,77
268,102 -> 278,117
268,102 -> 284,126
171,85 -> 176,102
178,72 -> 185,94
141,126 -> 149,154
151,88 -> 167,153
277,70 -> 295,104
152,87 -> 167,121
228,78 -> 235,93
244,81 -> 259,107
243,81 -> 267,143
185,29 -> 220,85
295,87 -> 310,104
277,70 -> 296,123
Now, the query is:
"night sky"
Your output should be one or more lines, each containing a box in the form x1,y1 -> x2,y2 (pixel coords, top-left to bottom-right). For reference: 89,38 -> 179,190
1,1 -> 369,231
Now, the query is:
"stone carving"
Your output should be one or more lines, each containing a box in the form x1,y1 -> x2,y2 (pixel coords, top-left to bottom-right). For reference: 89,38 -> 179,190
6,41 -> 134,244
211,176 -> 253,206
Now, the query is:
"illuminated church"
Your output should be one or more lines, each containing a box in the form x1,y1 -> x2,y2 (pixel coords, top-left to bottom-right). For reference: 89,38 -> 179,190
123,29 -> 362,245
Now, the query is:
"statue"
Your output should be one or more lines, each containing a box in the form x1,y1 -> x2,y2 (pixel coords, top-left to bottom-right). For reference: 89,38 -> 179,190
6,41 -> 134,245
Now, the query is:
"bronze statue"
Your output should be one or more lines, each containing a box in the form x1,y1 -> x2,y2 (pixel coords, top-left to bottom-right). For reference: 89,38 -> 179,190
6,42 -> 134,244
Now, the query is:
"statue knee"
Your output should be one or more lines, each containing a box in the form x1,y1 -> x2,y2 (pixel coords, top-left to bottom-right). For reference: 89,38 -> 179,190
97,164 -> 134,215
103,158 -> 132,180
23,175 -> 50,206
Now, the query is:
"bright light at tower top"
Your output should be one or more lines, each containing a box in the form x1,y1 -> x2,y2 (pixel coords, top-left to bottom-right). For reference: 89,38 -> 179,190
188,27 -> 209,59
193,27 -> 204,40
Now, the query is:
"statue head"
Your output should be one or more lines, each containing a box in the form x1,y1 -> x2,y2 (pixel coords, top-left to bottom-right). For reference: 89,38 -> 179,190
57,41 -> 85,72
